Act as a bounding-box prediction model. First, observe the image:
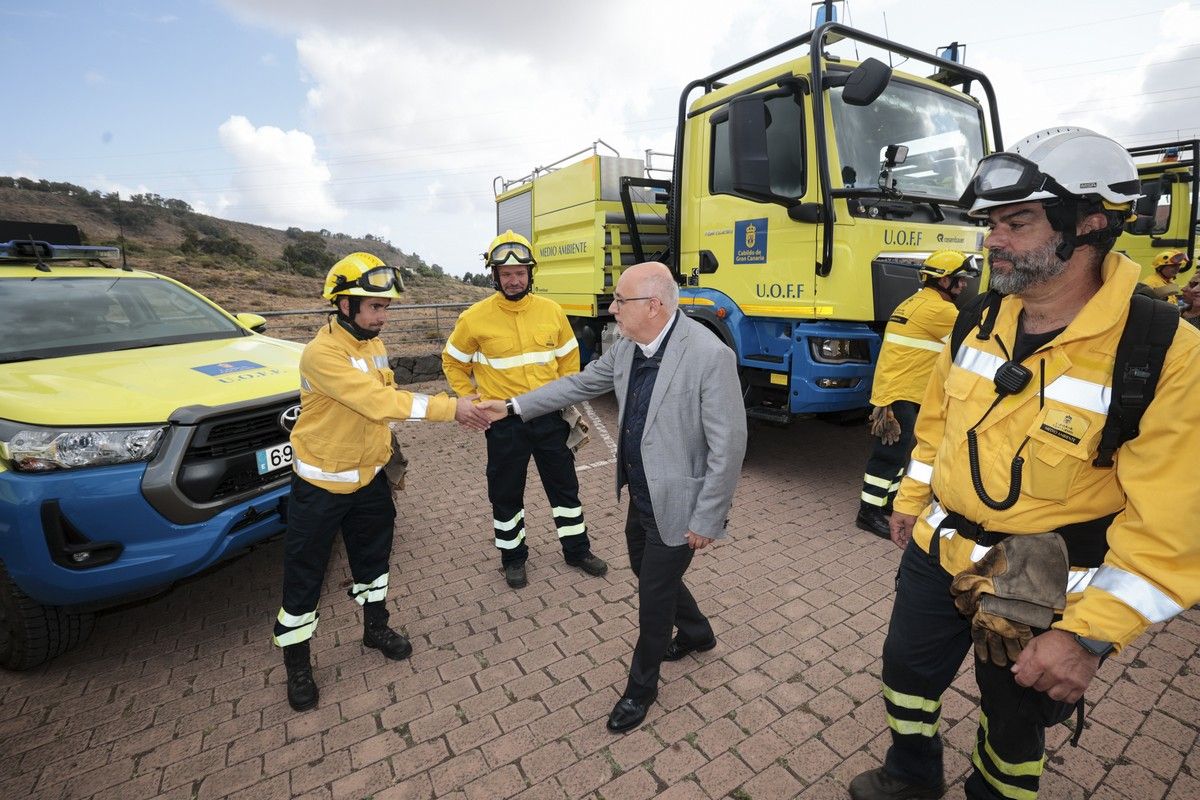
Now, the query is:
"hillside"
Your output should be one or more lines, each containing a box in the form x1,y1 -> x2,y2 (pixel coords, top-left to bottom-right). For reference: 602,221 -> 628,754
0,182 -> 490,313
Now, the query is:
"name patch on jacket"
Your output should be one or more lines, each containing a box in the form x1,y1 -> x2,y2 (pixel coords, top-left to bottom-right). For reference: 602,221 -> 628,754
1040,409 -> 1089,445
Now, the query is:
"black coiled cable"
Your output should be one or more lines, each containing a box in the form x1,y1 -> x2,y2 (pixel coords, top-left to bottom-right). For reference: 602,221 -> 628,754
967,429 -> 1028,510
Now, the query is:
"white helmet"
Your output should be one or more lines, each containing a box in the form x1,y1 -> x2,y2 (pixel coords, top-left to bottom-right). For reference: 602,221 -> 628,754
963,127 -> 1141,218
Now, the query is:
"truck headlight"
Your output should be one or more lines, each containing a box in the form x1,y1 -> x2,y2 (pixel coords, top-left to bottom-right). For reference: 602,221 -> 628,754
809,337 -> 870,364
1,425 -> 165,472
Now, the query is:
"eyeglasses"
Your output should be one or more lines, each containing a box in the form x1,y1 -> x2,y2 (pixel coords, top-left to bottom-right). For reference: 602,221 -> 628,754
611,296 -> 656,309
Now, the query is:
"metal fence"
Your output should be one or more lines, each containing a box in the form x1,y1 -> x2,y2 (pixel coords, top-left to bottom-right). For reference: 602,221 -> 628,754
253,302 -> 470,354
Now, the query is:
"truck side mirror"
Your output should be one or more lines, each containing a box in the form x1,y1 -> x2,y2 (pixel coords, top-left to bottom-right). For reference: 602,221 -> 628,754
838,57 -> 892,106
728,94 -> 776,202
236,312 -> 268,333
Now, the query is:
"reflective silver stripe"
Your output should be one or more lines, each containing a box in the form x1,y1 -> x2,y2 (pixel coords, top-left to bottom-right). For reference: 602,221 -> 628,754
350,573 -> 388,605
475,349 -> 560,370
553,338 -> 579,358
444,341 -> 473,363
277,609 -> 317,628
864,474 -> 892,489
495,529 -> 526,550
494,509 -> 525,531
1066,568 -> 1098,594
926,501 -> 948,531
969,543 -> 993,562
557,523 -> 586,537
907,460 -> 933,485
274,622 -> 317,647
295,458 -> 361,483
1043,375 -> 1110,415
955,346 -> 1004,381
1090,565 -> 1183,623
373,355 -> 389,369
861,492 -> 887,507
885,332 -> 945,353
300,376 -> 312,391
551,505 -> 582,517
349,356 -> 369,372
408,394 -> 430,420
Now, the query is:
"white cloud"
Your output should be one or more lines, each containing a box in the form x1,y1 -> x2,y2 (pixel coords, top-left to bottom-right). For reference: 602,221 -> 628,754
83,70 -> 104,86
216,115 -> 344,230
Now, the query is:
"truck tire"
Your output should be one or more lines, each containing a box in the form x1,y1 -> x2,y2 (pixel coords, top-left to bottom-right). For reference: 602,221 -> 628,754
0,563 -> 95,671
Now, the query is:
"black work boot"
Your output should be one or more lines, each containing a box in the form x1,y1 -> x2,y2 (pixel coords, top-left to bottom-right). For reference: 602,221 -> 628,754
504,562 -> 527,589
855,505 -> 892,539
565,552 -> 608,576
283,641 -> 319,712
362,601 -> 413,661
849,767 -> 946,800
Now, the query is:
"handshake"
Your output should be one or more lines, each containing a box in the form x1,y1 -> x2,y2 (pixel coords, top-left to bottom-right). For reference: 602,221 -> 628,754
452,396 -> 511,431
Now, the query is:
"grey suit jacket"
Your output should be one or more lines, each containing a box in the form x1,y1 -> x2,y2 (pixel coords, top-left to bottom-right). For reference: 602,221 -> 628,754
516,312 -> 747,546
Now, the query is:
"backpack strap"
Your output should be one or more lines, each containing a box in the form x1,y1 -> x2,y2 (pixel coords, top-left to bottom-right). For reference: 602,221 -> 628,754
950,289 -> 1004,362
1093,290 -> 1179,467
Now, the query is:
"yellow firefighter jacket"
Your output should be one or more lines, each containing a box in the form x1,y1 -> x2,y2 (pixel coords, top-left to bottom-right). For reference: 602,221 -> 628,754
893,252 -> 1200,651
291,319 -> 456,494
441,292 -> 579,400
870,286 -> 960,406
1143,271 -> 1182,301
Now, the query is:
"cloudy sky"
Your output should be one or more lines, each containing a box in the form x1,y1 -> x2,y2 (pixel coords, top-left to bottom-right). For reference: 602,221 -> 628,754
2,1 -> 1198,275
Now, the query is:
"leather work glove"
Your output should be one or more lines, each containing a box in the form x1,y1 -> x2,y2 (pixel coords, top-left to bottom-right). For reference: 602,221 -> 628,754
384,428 -> 409,490
949,532 -> 1069,667
868,404 -> 901,445
561,405 -> 591,453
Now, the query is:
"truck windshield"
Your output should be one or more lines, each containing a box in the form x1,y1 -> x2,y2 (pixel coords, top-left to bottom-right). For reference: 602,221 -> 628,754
829,78 -> 985,202
0,276 -> 245,362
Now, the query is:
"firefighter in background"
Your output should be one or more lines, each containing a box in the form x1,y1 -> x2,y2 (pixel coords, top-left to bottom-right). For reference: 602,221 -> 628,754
855,251 -> 976,539
849,127 -> 1200,800
1142,249 -> 1190,302
275,253 -> 491,713
443,231 -> 608,589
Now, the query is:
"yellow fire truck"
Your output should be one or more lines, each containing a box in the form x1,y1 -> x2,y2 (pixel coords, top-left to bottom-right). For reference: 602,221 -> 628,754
1117,139 -> 1197,280
495,21 -> 1002,420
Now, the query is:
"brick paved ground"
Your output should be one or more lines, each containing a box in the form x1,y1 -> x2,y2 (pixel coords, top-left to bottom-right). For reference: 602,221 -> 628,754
2,384 -> 1198,800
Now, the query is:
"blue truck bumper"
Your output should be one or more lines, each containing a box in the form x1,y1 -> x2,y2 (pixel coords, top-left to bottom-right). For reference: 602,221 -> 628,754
0,462 -> 288,607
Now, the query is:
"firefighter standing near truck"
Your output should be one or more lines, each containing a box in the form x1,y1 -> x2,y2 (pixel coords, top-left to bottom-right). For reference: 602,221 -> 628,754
1142,248 -> 1189,302
849,127 -> 1200,800
274,253 -> 491,713
856,251 -> 976,538
442,231 -> 608,590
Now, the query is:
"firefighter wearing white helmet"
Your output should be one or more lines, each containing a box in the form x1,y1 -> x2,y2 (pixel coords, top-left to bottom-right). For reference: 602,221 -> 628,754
273,252 -> 492,714
443,231 -> 607,590
856,250 -> 978,539
851,128 -> 1200,800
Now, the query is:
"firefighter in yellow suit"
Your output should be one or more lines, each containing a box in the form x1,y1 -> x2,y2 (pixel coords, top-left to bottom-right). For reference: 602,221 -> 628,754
443,231 -> 607,590
1142,249 -> 1189,302
856,251 -> 976,538
850,128 -> 1200,800
274,253 -> 491,713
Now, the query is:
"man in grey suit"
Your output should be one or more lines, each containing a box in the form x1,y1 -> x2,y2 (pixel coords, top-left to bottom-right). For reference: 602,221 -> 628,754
480,261 -> 747,732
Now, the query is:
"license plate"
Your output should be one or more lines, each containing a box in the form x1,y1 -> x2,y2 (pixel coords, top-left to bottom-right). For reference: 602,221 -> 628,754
255,442 -> 293,475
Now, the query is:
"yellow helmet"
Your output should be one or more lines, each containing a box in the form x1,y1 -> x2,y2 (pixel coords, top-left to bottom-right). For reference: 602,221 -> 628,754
484,230 -> 536,269
322,252 -> 404,302
1152,249 -> 1189,272
918,250 -> 978,281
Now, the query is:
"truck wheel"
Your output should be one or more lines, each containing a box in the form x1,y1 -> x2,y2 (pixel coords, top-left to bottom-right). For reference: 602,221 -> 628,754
0,563 -> 95,671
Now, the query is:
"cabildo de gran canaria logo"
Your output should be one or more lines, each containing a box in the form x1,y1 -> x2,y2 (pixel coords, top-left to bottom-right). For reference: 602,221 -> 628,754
734,218 -> 768,264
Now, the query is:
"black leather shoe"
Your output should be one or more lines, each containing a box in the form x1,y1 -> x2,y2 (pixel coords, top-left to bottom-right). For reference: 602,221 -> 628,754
565,553 -> 608,576
606,689 -> 657,733
848,767 -> 946,800
363,624 -> 413,661
663,635 -> 717,662
283,642 -> 319,712
856,507 -> 892,539
504,562 -> 527,589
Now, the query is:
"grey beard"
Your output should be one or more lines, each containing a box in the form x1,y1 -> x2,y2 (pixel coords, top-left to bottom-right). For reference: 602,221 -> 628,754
988,235 -> 1066,295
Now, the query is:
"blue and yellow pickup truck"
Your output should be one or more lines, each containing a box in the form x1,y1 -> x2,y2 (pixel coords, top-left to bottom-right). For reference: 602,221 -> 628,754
0,222 -> 302,669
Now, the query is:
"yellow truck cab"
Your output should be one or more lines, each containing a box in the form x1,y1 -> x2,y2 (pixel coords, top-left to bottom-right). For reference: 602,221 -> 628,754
495,22 -> 999,421
1117,139 -> 1197,283
0,222 -> 302,669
